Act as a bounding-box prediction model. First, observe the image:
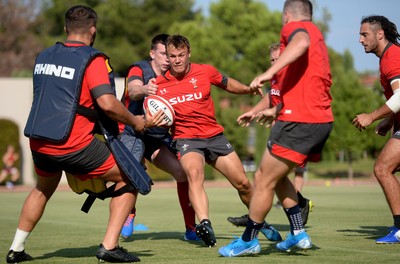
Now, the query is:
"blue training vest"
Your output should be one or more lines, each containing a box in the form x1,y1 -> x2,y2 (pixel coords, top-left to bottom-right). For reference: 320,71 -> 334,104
24,42 -> 106,142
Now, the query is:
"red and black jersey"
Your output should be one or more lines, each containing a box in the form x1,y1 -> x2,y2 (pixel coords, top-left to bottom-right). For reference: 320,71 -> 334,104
155,63 -> 226,139
279,20 -> 333,123
380,43 -> 400,100
379,42 -> 400,129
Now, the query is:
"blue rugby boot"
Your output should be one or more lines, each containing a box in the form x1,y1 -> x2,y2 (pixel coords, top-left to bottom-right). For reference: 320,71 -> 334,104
276,232 -> 312,252
184,228 -> 201,241
376,227 -> 400,244
260,224 -> 282,241
218,237 -> 260,257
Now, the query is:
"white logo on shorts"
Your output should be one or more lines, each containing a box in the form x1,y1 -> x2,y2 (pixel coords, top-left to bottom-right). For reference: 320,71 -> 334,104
182,144 -> 189,152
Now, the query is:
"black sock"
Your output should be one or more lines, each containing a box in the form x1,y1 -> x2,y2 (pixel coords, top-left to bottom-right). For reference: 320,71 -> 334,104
297,191 -> 307,208
242,217 -> 263,242
284,205 -> 303,234
394,215 -> 400,229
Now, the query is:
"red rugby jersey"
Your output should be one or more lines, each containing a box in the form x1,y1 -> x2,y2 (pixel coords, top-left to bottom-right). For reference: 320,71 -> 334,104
380,43 -> 400,100
380,43 -> 400,129
155,63 -> 225,139
279,20 -> 333,123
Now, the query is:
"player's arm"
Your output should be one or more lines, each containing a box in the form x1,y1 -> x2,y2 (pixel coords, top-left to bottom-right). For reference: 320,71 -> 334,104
250,31 -> 310,89
237,93 -> 271,127
225,77 -> 263,97
96,93 -> 146,133
87,57 -> 146,132
127,66 -> 158,101
353,79 -> 400,131
128,78 -> 158,101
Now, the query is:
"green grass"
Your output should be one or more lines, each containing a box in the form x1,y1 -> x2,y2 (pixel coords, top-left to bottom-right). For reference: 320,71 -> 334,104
1,183 -> 399,263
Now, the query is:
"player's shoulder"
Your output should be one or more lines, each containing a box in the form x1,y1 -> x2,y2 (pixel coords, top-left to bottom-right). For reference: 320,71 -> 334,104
386,43 -> 400,56
191,63 -> 219,75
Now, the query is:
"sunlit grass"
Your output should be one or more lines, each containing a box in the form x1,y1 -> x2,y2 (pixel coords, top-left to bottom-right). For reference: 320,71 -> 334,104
0,183 -> 398,263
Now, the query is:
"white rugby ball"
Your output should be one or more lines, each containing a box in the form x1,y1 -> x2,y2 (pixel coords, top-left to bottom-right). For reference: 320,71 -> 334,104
143,95 -> 175,127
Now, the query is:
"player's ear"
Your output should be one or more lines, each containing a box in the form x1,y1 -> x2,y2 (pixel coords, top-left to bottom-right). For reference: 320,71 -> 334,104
150,49 -> 155,60
377,29 -> 385,41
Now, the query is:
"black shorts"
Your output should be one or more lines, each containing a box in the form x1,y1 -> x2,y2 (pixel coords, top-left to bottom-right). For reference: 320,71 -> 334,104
172,133 -> 234,163
142,133 -> 173,161
268,121 -> 333,165
32,137 -> 111,177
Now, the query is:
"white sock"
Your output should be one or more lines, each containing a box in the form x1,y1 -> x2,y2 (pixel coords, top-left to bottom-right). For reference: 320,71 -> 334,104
10,228 -> 30,252
293,229 -> 305,236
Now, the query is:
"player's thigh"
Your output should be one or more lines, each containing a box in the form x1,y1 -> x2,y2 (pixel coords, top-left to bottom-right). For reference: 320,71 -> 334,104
256,147 -> 294,188
213,152 -> 249,186
35,171 -> 63,197
180,151 -> 205,182
153,145 -> 187,182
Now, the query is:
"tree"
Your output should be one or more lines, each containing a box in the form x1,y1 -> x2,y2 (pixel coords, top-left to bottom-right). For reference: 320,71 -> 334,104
0,0 -> 43,76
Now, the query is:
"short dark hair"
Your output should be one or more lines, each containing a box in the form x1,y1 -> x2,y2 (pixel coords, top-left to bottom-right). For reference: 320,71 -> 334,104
151,33 -> 169,50
284,0 -> 313,18
166,35 -> 191,52
361,15 -> 400,45
65,5 -> 97,34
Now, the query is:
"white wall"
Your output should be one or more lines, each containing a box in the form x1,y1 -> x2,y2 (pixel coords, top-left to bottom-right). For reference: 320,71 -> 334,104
0,77 -> 125,186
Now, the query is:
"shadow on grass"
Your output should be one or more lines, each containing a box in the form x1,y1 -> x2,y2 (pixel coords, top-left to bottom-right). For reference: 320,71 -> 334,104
261,242 -> 319,256
337,225 -> 390,240
123,231 -> 184,242
33,244 -> 155,261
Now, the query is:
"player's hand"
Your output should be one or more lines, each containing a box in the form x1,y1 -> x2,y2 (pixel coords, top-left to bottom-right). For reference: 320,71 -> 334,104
248,86 -> 264,98
237,111 -> 256,127
375,117 -> 393,136
132,115 -> 146,133
144,110 -> 167,128
144,78 -> 158,96
249,72 -> 273,90
352,113 -> 373,131
256,107 -> 277,128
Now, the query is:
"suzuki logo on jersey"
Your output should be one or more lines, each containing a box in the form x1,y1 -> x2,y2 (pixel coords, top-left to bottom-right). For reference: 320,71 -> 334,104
270,88 -> 280,96
189,78 -> 198,89
169,92 -> 203,105
34,63 -> 75,80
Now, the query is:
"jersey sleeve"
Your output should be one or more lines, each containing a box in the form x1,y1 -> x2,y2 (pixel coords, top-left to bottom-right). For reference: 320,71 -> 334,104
203,64 -> 224,86
127,66 -> 144,84
280,21 -> 308,46
85,56 -> 113,99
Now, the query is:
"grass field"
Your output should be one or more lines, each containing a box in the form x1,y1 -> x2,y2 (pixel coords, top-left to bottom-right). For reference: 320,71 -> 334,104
1,181 -> 399,263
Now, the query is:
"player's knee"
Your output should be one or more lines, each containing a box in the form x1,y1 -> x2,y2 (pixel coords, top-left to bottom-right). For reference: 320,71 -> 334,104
373,162 -> 389,179
235,178 -> 252,194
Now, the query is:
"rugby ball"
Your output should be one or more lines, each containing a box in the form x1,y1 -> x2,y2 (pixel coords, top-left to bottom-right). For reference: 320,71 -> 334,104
143,95 -> 175,127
